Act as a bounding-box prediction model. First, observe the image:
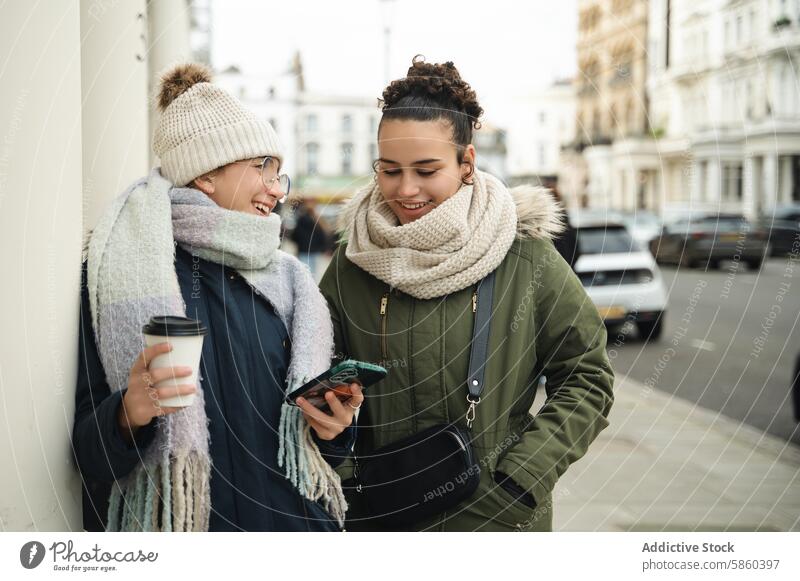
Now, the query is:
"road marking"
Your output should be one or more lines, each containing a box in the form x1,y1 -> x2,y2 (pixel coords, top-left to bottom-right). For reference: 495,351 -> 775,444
689,339 -> 716,351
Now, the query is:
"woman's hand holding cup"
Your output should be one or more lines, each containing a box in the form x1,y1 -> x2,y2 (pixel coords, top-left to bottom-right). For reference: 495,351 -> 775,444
118,342 -> 196,440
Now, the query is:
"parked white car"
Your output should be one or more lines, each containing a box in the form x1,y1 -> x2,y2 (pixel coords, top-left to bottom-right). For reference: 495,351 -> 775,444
572,219 -> 668,340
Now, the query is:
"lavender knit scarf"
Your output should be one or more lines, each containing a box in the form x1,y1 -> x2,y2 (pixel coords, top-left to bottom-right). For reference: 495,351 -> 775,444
86,169 -> 346,531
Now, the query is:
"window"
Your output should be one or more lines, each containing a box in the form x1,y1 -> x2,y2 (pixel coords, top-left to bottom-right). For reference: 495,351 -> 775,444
627,101 -> 637,134
722,164 -> 743,201
369,116 -> 377,134
746,81 -> 754,119
736,14 -> 743,45
576,226 -> 638,254
341,143 -> 353,175
538,144 -> 546,167
342,114 -> 353,133
306,114 -> 318,132
306,142 -> 319,175
539,111 -> 546,125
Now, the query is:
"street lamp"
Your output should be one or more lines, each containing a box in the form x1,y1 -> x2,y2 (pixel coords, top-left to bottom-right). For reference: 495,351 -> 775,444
379,0 -> 398,86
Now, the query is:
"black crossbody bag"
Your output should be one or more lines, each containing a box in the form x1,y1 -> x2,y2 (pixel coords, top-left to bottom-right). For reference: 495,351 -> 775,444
343,271 -> 496,528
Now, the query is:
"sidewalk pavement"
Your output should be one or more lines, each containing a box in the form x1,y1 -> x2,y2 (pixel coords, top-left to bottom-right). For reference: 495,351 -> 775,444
550,374 -> 800,531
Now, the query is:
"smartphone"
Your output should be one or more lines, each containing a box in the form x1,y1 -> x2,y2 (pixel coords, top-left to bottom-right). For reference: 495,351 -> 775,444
286,360 -> 387,410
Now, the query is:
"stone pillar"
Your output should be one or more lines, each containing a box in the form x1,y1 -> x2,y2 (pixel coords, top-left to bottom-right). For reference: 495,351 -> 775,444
762,153 -> 778,212
779,155 -> 793,204
80,0 -> 149,233
691,157 -> 705,206
743,155 -> 759,220
0,0 -> 83,531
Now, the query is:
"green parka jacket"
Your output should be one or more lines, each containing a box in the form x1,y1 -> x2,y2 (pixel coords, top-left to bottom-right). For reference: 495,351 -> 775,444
318,186 -> 614,531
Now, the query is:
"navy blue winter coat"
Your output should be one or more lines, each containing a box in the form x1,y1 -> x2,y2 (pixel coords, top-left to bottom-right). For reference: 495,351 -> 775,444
72,246 -> 353,531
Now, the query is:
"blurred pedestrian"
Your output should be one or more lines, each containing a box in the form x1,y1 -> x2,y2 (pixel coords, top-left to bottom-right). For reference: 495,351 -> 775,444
291,199 -> 333,279
319,56 -> 614,531
549,185 -> 580,269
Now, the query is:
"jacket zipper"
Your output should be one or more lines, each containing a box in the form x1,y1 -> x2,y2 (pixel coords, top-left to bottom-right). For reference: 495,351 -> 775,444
379,293 -> 389,360
472,289 -> 478,313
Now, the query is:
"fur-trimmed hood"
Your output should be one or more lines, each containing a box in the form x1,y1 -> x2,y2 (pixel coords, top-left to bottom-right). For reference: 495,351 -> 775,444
336,180 -> 565,241
509,184 -> 565,240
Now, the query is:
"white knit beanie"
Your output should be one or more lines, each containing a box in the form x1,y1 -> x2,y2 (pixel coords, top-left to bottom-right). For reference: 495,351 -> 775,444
152,63 -> 282,187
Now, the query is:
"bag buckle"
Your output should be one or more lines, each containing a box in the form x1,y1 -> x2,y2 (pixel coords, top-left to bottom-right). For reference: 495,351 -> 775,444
465,394 -> 481,429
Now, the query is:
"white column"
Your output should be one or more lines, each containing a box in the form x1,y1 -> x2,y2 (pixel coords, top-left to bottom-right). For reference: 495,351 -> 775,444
691,157 -> 705,206
779,155 -> 793,204
743,155 -> 759,220
147,0 -> 192,166
81,0 -> 149,233
0,1 -> 83,531
762,153 -> 778,211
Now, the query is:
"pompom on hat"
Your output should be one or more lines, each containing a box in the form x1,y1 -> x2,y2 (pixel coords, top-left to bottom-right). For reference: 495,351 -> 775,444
152,63 -> 282,186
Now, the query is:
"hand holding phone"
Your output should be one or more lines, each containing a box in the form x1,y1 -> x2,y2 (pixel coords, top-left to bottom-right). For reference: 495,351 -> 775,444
286,360 -> 387,411
296,383 -> 365,441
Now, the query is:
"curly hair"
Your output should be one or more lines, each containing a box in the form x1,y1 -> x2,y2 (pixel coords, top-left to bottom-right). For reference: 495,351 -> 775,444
379,56 -> 483,164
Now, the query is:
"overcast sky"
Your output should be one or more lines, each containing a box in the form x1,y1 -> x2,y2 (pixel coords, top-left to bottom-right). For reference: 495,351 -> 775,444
212,0 -> 578,125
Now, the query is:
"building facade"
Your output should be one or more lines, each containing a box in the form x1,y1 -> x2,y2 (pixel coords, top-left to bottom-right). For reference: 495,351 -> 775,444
648,0 -> 800,219
506,80 -> 576,193
575,0 -> 660,211
219,59 -> 510,201
218,61 -> 380,201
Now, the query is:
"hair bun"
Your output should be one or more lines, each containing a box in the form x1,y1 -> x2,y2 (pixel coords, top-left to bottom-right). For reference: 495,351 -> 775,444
157,63 -> 213,112
381,55 -> 483,127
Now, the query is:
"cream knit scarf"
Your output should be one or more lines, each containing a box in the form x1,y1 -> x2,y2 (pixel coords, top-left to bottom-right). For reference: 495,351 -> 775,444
87,169 -> 346,531
340,170 -> 518,299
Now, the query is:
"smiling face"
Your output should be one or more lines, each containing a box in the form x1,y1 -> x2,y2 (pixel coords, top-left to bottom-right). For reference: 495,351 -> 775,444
375,120 -> 475,225
192,156 -> 284,218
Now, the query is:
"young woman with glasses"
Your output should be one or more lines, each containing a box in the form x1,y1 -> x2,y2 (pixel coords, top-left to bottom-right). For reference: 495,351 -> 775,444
72,63 -> 361,532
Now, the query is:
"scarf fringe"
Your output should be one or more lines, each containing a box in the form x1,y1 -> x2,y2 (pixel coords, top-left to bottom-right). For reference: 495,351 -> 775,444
278,403 -> 348,527
107,451 -> 210,532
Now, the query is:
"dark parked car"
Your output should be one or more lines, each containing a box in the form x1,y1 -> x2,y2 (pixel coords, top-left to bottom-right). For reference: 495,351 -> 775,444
649,213 -> 769,270
761,205 -> 800,257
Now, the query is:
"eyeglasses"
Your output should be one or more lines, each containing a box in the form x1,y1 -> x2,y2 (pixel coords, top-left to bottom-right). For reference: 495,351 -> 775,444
236,156 -> 290,202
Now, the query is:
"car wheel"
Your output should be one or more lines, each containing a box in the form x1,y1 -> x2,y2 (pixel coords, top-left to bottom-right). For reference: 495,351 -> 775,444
637,315 -> 664,341
679,252 -> 697,269
746,259 -> 762,270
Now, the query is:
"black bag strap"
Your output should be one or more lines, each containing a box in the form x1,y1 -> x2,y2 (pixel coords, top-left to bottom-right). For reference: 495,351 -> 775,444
465,270 -> 496,429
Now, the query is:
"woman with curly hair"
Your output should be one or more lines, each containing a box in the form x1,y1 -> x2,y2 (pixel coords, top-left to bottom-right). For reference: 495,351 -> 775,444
319,56 -> 614,531
72,63 -> 362,531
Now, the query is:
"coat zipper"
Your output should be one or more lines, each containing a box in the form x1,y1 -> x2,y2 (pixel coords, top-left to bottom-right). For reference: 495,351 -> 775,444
379,293 -> 389,360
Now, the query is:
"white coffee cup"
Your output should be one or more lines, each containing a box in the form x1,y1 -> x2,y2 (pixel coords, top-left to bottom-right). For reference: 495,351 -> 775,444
142,316 -> 207,408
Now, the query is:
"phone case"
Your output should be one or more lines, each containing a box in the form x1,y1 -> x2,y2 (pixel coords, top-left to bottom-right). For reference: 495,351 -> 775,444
286,360 -> 387,409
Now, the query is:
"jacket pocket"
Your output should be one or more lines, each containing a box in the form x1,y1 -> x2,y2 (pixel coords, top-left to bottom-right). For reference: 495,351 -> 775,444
467,472 -> 534,530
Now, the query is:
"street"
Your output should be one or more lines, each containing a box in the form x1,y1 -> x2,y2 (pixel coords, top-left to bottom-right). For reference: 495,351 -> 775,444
609,255 -> 800,445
